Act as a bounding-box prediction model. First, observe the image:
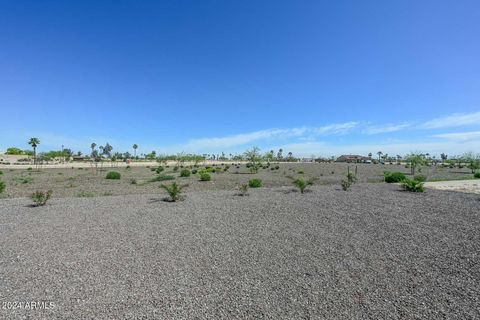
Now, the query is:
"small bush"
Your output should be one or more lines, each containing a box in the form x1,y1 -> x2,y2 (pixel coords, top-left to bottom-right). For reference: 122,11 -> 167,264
173,166 -> 179,172
293,178 -> 314,193
248,178 -> 262,188
341,179 -> 352,191
149,175 -> 175,182
125,165 -> 131,170
384,171 -> 406,183
191,169 -> 198,174
414,174 -> 427,182
130,179 -> 137,184
237,184 -> 249,196
106,171 -> 121,179
275,165 -> 280,170
27,167 -> 32,171
160,182 -> 187,202
297,170 -> 304,174
474,172 -> 480,179
0,170 -> 3,175
155,166 -> 164,174
180,169 -> 191,177
0,180 -> 5,194
401,178 -> 425,192
31,190 -> 53,206
199,172 -> 211,181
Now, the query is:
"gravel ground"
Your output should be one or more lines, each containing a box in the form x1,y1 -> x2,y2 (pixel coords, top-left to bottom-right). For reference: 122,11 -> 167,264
0,183 -> 479,319
0,163 -> 474,198
425,180 -> 480,194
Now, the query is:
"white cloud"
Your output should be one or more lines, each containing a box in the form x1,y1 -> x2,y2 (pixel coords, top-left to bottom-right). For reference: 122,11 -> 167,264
312,122 -> 359,135
422,111 -> 480,129
364,123 -> 411,134
433,131 -> 480,141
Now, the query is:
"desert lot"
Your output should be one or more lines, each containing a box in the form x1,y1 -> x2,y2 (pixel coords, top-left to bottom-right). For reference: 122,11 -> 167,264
0,163 -> 479,319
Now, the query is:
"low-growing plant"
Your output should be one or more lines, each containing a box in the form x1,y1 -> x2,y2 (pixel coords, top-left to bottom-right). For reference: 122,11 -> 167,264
199,172 -> 211,181
384,171 -> 406,183
106,171 -> 121,179
292,177 -> 314,193
0,180 -> 5,194
191,169 -> 198,174
0,170 -> 3,175
130,178 -> 137,184
401,178 -> 425,192
180,169 -> 191,177
297,170 -> 304,174
155,166 -> 164,174
474,172 -> 480,179
77,191 -> 96,197
149,175 -> 175,182
125,165 -> 131,170
173,166 -> 179,172
160,182 -> 187,202
237,184 -> 249,196
341,179 -> 352,191
31,190 -> 52,206
346,172 -> 357,184
414,174 -> 427,182
248,178 -> 262,188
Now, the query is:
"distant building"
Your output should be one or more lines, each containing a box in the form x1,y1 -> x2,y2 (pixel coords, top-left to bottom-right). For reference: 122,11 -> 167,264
335,155 -> 372,163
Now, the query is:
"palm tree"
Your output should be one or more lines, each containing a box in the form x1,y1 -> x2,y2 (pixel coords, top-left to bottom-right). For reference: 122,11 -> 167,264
133,144 -> 138,157
377,151 -> 383,161
90,143 -> 96,155
28,137 -> 40,164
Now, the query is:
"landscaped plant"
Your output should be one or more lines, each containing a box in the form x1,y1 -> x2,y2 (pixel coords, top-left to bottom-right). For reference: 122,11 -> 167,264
405,153 -> 427,175
191,169 -> 198,174
199,172 -> 211,181
248,178 -> 262,188
160,182 -> 187,202
414,174 -> 427,182
180,169 -> 191,177
474,172 -> 480,179
341,179 -> 352,191
106,171 -> 121,179
237,184 -> 249,196
0,170 -> 3,175
155,166 -> 164,174
0,180 -> 5,194
292,177 -> 314,193
244,147 -> 263,173
149,175 -> 175,182
401,178 -> 425,192
31,190 -> 53,206
341,172 -> 357,191
384,171 -> 406,183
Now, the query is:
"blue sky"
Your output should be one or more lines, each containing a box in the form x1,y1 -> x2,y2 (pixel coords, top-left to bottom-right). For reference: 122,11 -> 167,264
1,0 -> 479,157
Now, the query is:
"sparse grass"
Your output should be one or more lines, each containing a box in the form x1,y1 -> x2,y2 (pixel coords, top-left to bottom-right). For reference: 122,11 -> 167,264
77,191 -> 96,197
31,190 -> 52,206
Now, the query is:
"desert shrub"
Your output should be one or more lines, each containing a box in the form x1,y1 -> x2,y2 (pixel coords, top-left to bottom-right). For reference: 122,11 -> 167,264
149,175 -> 175,182
0,170 -> 3,175
204,167 -> 215,173
106,171 -> 121,179
384,171 -> 406,183
248,178 -> 262,188
401,178 -> 425,192
224,165 -> 230,171
293,178 -> 314,193
191,169 -> 198,174
130,179 -> 137,184
0,180 -> 5,194
180,169 -> 191,177
297,170 -> 304,174
173,166 -> 179,172
150,167 -> 156,172
125,165 -> 131,170
237,184 -> 249,196
346,172 -> 357,184
341,179 -> 352,191
275,165 -> 280,170
155,166 -> 164,174
27,167 -> 32,171
199,172 -> 211,181
414,174 -> 427,182
31,190 -> 53,206
474,172 -> 480,179
160,182 -> 187,202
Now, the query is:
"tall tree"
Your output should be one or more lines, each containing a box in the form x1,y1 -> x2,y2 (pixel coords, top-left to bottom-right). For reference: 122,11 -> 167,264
133,144 -> 138,157
90,143 -> 97,155
28,137 -> 40,164
377,151 -> 383,161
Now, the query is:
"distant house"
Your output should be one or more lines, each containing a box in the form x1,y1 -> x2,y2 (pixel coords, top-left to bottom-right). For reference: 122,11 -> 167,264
72,156 -> 87,162
336,155 -> 372,163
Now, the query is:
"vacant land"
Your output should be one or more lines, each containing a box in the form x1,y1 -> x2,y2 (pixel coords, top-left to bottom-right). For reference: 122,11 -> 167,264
0,183 -> 479,319
0,162 -> 474,199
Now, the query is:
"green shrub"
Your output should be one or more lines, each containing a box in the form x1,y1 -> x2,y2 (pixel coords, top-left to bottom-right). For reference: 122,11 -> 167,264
474,172 -> 480,179
292,178 -> 314,193
384,171 -> 406,183
0,180 -> 5,194
341,179 -> 351,191
346,172 -> 357,184
199,172 -> 211,181
0,170 -> 3,175
248,178 -> 262,188
401,178 -> 425,192
106,171 -> 121,179
237,184 -> 249,196
160,182 -> 187,202
173,166 -> 179,172
275,165 -> 280,170
125,165 -> 131,170
27,167 -> 32,171
155,166 -> 164,174
149,175 -> 175,182
180,169 -> 191,177
191,169 -> 198,174
31,190 -> 53,206
297,170 -> 304,174
414,174 -> 427,182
